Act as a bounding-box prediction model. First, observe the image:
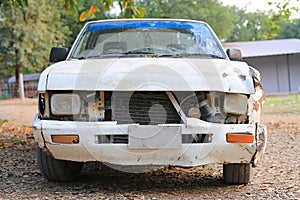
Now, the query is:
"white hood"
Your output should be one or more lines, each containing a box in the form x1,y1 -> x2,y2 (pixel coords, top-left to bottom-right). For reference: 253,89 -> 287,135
38,57 -> 254,94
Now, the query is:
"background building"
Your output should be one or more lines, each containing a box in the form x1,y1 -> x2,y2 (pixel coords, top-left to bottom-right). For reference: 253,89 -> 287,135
224,39 -> 300,94
6,73 -> 40,98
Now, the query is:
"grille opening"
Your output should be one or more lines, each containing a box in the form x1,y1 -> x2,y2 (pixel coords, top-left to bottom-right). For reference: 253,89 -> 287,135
44,91 -> 249,125
95,134 -> 212,144
111,92 -> 181,125
104,91 -> 112,121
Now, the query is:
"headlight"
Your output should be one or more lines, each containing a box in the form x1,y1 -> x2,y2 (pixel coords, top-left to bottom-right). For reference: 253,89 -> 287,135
51,94 -> 80,115
224,93 -> 248,115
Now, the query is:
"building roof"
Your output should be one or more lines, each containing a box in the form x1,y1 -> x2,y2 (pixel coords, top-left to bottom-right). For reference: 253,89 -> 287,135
8,73 -> 40,83
223,38 -> 300,58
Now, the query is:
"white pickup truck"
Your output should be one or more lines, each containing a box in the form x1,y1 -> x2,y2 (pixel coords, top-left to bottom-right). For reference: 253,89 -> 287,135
33,19 -> 267,184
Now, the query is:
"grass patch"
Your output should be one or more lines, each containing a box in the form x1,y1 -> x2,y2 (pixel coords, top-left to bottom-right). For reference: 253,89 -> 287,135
0,119 -> 8,127
264,93 -> 300,114
0,94 -> 13,100
265,93 -> 300,106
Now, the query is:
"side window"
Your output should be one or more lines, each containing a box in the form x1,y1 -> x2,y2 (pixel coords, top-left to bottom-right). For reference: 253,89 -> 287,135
73,32 -> 92,57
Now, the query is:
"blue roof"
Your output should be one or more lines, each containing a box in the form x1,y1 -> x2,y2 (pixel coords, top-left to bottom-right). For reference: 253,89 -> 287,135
87,20 -> 206,32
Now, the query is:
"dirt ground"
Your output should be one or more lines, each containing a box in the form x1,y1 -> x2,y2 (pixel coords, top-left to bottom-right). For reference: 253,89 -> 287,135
0,98 -> 299,199
0,98 -> 38,127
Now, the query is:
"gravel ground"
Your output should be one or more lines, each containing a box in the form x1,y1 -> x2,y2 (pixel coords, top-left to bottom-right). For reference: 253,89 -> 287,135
0,99 -> 299,199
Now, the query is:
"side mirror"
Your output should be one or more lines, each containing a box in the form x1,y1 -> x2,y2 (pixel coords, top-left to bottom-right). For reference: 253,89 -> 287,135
49,47 -> 69,62
226,49 -> 242,61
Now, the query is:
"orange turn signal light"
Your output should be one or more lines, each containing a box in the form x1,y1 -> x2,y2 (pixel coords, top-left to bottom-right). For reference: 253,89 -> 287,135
226,133 -> 254,144
51,135 -> 79,144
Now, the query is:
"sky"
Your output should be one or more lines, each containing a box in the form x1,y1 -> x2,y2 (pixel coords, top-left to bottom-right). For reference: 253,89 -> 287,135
220,0 -> 300,18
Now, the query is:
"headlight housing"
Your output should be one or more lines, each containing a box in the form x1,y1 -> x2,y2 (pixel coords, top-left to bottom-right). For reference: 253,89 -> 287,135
224,93 -> 248,115
50,93 -> 80,115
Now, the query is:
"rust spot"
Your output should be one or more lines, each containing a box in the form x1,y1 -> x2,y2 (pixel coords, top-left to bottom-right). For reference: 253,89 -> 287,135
222,73 -> 228,77
255,82 -> 262,88
253,77 -> 266,111
254,77 -> 262,88
258,92 -> 266,108
253,101 -> 259,111
256,86 -> 266,109
239,74 -> 246,81
256,131 -> 266,151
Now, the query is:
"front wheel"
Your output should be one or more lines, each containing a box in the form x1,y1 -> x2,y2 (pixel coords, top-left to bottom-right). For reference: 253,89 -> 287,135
223,163 -> 251,184
36,146 -> 83,182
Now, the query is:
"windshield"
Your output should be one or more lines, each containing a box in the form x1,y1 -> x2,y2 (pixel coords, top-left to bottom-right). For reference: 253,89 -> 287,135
71,20 -> 226,59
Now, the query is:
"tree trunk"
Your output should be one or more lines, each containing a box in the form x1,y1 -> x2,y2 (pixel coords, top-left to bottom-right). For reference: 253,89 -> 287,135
15,63 -> 20,98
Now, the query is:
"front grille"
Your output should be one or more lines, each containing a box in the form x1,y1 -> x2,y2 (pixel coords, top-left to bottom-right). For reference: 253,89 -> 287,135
43,91 -> 248,125
111,92 -> 181,125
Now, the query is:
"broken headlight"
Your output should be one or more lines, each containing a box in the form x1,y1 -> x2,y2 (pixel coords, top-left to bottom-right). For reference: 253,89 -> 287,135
50,93 -> 81,115
224,93 -> 248,115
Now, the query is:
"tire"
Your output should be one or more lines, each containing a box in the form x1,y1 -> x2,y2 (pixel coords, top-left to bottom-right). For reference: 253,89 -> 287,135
223,163 -> 251,184
36,146 -> 83,182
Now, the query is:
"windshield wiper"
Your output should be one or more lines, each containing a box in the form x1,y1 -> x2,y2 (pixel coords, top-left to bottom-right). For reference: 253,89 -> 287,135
123,51 -> 150,54
122,50 -> 153,55
122,49 -> 182,58
72,54 -> 123,60
157,54 -> 182,58
72,52 -> 184,59
202,54 -> 225,59
179,53 -> 225,59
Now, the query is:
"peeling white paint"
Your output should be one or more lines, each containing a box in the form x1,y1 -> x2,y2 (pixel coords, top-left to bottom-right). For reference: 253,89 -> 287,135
33,116 -> 266,166
34,19 -> 267,170
39,58 -> 254,94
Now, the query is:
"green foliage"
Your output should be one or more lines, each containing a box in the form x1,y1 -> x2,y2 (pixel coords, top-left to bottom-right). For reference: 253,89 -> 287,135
64,0 -> 146,21
228,0 -> 299,42
64,0 -> 78,15
0,0 -> 70,76
0,119 -> 8,127
79,4 -> 100,22
11,0 -> 28,7
228,11 -> 270,41
275,19 -> 300,39
268,0 -> 298,21
0,0 -> 299,78
136,0 -> 238,40
62,0 -> 109,47
101,0 -> 113,11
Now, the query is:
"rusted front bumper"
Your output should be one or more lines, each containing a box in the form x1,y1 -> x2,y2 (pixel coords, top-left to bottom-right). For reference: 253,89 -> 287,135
33,114 -> 267,167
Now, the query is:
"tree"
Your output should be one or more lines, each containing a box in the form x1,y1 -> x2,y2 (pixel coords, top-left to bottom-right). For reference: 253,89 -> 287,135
227,11 -> 270,41
0,0 -> 147,97
62,0 -> 146,21
227,0 -> 300,42
136,0 -> 238,40
0,0 -> 70,96
9,0 -> 146,19
275,19 -> 300,39
62,0 -> 111,48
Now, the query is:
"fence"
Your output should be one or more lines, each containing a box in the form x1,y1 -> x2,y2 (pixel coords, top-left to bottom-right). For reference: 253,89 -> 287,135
0,73 -> 40,100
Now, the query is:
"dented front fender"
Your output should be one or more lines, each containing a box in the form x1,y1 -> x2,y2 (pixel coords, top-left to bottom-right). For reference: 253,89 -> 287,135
252,124 -> 267,167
